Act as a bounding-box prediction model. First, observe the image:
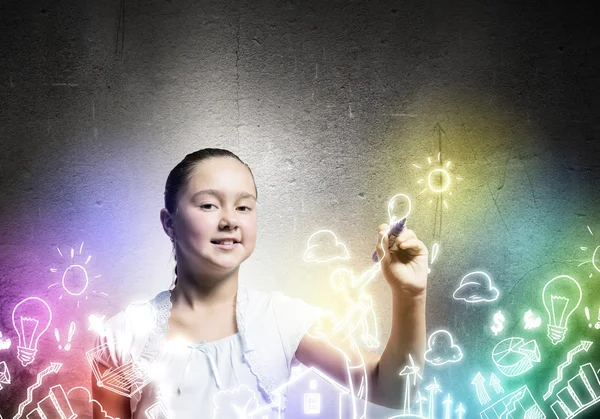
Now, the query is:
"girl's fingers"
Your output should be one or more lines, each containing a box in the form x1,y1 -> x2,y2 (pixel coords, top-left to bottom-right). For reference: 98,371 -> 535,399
396,237 -> 427,254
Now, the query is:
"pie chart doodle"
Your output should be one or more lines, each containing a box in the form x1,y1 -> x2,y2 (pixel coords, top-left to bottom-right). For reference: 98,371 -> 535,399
492,337 -> 541,377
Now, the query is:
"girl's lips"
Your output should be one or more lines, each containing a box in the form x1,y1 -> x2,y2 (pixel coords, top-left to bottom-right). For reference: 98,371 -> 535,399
212,242 -> 238,250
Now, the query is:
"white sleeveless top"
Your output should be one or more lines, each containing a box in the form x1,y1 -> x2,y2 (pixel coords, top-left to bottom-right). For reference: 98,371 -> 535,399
93,283 -> 324,418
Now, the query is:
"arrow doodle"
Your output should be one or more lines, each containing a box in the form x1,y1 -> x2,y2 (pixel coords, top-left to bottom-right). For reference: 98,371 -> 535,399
472,372 -> 491,405
489,373 -> 504,394
13,362 -> 62,419
543,340 -> 593,400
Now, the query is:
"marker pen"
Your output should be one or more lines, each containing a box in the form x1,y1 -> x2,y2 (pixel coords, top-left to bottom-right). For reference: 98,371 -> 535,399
372,218 -> 407,262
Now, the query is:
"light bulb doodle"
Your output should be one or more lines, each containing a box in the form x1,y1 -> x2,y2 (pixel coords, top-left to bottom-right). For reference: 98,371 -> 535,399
524,309 -> 542,329
26,384 -> 75,419
577,225 -> 599,278
453,271 -> 499,303
490,310 -> 505,335
479,385 -> 545,419
492,337 -> 540,377
413,149 -> 463,209
13,362 -> 62,419
387,193 -> 412,224
425,377 -> 442,419
0,361 -> 10,390
543,340 -> 593,401
303,230 -> 351,263
371,193 -> 412,263
424,330 -> 463,366
399,354 -> 423,413
542,275 -> 582,345
584,307 -> 600,329
0,330 -> 11,351
489,373 -> 504,395
547,362 -> 600,419
48,242 -> 105,307
55,321 -> 76,351
471,372 -> 491,405
11,297 -> 53,367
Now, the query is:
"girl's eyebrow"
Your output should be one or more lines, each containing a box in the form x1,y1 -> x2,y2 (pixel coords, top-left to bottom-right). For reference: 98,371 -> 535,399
192,189 -> 257,201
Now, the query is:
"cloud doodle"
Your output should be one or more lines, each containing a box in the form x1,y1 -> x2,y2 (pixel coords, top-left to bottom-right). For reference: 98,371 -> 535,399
424,330 -> 463,366
453,271 -> 499,303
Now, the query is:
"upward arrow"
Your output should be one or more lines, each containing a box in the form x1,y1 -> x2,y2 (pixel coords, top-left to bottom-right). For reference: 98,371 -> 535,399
471,372 -> 491,405
489,373 -> 504,394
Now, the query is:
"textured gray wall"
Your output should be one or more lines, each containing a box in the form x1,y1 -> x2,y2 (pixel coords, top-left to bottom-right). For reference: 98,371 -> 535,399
0,0 -> 599,417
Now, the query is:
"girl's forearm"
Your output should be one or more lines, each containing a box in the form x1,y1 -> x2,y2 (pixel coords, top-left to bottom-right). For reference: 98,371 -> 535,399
370,290 -> 427,409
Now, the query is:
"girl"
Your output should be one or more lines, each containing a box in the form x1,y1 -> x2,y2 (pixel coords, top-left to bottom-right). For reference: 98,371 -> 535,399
91,148 -> 428,418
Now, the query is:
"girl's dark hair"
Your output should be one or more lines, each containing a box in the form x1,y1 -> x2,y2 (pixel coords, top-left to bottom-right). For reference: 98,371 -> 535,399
164,148 -> 257,283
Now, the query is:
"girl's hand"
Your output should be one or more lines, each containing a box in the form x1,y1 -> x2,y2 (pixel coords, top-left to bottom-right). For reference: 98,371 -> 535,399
374,223 -> 429,296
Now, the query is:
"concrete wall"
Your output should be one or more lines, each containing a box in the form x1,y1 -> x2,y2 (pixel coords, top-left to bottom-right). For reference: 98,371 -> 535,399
0,0 -> 598,417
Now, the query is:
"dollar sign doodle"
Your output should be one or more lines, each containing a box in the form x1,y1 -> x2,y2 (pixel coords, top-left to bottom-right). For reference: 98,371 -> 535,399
491,310 -> 505,335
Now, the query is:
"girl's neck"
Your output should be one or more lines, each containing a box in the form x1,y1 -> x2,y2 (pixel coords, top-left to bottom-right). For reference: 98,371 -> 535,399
172,268 -> 239,310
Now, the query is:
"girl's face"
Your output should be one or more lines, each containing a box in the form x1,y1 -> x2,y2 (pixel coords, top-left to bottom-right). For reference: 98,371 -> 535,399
171,157 -> 258,274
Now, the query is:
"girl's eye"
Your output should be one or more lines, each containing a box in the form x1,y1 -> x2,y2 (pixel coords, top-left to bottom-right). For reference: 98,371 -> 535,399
200,204 -> 252,211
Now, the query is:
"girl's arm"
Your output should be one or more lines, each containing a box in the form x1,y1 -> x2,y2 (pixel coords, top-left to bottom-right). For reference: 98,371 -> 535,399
296,224 -> 428,410
91,364 -> 132,419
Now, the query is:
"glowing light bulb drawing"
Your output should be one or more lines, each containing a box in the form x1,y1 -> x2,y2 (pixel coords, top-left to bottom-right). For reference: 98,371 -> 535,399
11,297 -> 53,367
542,275 -> 582,345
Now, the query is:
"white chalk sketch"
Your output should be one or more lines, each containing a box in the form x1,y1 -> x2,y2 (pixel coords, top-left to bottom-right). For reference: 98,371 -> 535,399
453,271 -> 499,303
13,362 -> 62,419
472,372 -> 491,406
25,384 -> 75,419
492,337 -> 541,377
303,230 -> 351,263
524,309 -> 542,330
544,340 -> 593,401
11,297 -> 53,367
548,362 -> 600,419
542,275 -> 582,345
0,361 -> 10,390
424,330 -> 463,366
479,385 -> 545,419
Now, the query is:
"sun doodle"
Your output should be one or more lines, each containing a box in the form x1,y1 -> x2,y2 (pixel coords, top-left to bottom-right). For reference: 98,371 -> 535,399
578,225 -> 600,278
48,242 -> 107,307
412,152 -> 463,209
